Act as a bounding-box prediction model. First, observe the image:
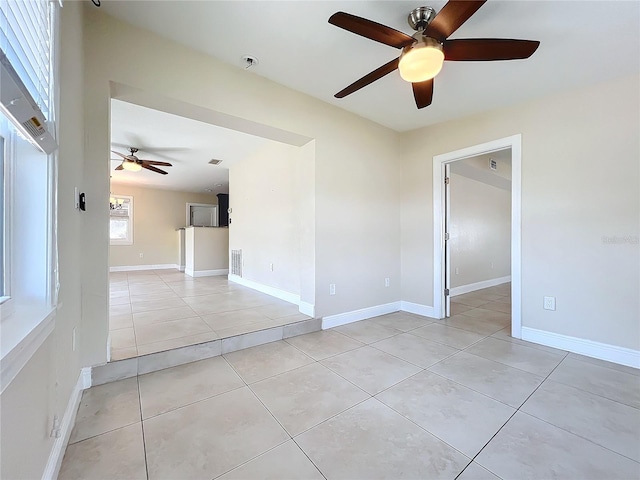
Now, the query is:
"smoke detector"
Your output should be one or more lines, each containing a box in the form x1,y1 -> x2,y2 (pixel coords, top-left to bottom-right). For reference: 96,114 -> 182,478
242,55 -> 259,70
209,158 -> 223,165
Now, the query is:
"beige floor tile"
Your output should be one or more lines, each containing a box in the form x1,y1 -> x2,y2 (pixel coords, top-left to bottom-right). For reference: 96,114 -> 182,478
333,319 -> 402,344
201,308 -> 270,330
109,296 -> 131,306
130,297 -> 187,313
128,284 -> 174,296
450,303 -> 474,315
456,462 -> 501,480
110,288 -> 130,298
568,352 -> 640,377
218,440 -> 324,480
110,327 -> 136,350
476,412 -> 640,480
111,346 -> 138,361
144,387 -> 289,480
481,302 -> 512,314
129,291 -> 180,303
224,341 -> 314,384
460,308 -> 511,322
371,332 -> 458,368
522,380 -> 640,461
321,345 -> 422,395
490,327 -> 567,354
109,313 -> 133,331
136,331 -> 220,356
548,357 -> 640,408
429,352 -> 544,408
69,377 -> 140,443
109,303 -> 132,317
251,362 -> 369,436
59,423 -> 146,480
451,296 -> 490,308
296,398 -> 470,479
411,323 -> 487,349
369,311 -> 433,331
377,371 -> 515,457
132,305 -> 199,326
443,314 -> 509,336
254,302 -> 301,319
465,337 -> 566,377
135,316 -> 212,346
285,330 -> 364,361
139,356 -> 244,419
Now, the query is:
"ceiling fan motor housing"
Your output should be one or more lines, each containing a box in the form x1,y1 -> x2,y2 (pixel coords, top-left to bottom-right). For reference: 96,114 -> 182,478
408,6 -> 437,32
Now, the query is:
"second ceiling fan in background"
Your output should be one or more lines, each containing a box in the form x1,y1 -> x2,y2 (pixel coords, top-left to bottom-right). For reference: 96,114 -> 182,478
329,0 -> 540,108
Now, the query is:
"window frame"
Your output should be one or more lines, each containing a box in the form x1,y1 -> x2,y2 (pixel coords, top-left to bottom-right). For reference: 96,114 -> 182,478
109,194 -> 134,246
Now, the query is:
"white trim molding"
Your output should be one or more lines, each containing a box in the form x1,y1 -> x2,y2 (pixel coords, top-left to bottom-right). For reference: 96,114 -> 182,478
42,368 -> 90,480
400,301 -> 437,319
433,134 -> 522,339
450,276 -> 512,297
322,302 -> 401,329
185,268 -> 229,278
299,301 -> 315,318
109,264 -> 178,272
228,274 -> 300,305
522,327 -> 640,369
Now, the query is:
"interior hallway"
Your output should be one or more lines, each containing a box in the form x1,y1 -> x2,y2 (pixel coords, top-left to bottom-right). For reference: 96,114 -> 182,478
62,289 -> 640,479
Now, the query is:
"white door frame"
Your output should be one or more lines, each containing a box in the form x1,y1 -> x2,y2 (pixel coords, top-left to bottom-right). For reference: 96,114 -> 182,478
432,134 -> 522,338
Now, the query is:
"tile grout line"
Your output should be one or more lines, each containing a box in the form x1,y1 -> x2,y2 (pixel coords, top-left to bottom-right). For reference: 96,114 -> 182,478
136,376 -> 151,480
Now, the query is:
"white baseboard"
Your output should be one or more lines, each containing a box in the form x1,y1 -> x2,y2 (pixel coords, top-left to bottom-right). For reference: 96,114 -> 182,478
400,301 -> 437,319
299,301 -> 315,318
322,302 -> 401,330
185,268 -> 229,278
522,327 -> 640,369
450,276 -> 511,296
42,368 -> 90,480
178,265 -> 185,272
109,264 -> 178,272
228,274 -> 301,305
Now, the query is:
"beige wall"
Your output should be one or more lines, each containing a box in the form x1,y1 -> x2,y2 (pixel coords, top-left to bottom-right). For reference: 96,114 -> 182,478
229,142 -> 308,296
449,173 -> 511,289
1,3 -> 86,478
82,5 -> 401,365
109,184 -> 217,267
185,227 -> 229,273
401,73 -> 640,350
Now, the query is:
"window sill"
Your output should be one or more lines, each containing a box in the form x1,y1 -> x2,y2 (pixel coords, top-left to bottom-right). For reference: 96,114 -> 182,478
1,301 -> 56,393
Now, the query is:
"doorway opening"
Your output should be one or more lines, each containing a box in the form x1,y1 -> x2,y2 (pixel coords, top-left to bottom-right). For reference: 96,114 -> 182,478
433,135 -> 522,338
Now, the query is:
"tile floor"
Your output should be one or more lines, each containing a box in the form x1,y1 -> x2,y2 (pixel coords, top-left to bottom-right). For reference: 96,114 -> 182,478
62,285 -> 640,479
109,270 -> 310,360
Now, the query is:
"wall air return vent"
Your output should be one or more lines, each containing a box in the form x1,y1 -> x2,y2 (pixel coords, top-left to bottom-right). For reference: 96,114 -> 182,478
209,159 -> 223,165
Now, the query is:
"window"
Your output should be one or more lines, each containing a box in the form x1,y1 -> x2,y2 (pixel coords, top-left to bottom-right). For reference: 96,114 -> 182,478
110,195 -> 133,245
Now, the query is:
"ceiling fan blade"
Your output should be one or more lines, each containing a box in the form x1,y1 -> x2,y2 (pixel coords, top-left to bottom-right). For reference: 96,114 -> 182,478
335,58 -> 400,98
111,150 -> 128,159
412,79 -> 434,109
115,164 -> 124,170
329,12 -> 415,49
425,0 -> 487,41
142,164 -> 168,175
140,160 -> 173,166
444,38 -> 540,61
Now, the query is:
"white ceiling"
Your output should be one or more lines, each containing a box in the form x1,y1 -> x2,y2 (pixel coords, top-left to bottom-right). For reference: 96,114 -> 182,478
110,99 -> 270,193
100,1 -> 639,132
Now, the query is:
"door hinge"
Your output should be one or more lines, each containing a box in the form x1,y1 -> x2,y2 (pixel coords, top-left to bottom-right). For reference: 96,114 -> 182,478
444,177 -> 450,184
444,288 -> 450,296
444,232 -> 450,241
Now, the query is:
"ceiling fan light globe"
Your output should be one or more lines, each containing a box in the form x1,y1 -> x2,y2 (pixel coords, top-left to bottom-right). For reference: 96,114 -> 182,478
121,160 -> 142,172
398,38 -> 444,83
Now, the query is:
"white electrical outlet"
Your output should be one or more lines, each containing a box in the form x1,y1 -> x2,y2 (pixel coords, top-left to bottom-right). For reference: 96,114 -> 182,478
139,253 -> 144,258
329,284 -> 336,295
385,277 -> 390,287
543,296 -> 556,311
270,263 -> 274,272
455,267 -> 459,275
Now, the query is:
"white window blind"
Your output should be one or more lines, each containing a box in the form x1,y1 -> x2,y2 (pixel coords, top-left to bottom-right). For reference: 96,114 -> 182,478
0,0 -> 54,118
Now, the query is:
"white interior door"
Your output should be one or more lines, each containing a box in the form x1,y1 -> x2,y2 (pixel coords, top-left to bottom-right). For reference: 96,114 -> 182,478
444,163 -> 451,317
